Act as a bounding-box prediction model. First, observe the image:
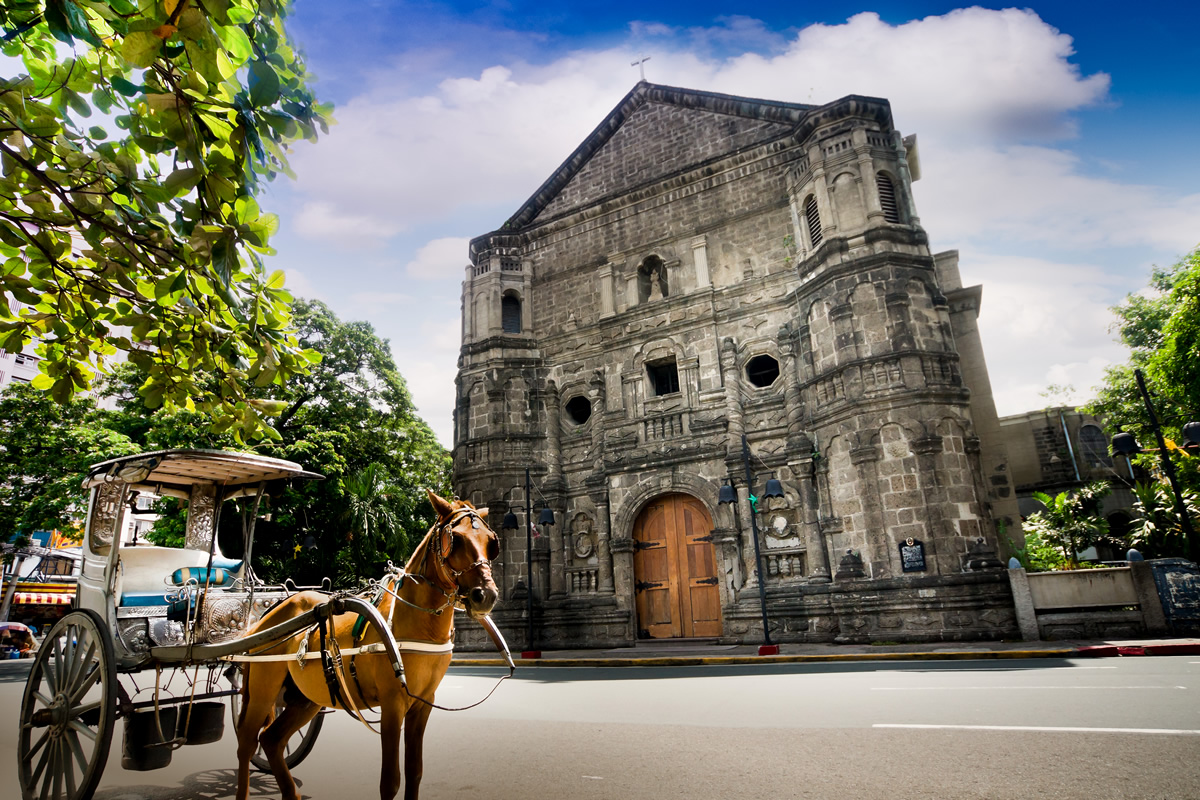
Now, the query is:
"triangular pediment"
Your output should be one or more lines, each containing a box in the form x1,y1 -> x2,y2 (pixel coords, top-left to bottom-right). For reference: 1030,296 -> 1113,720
504,83 -> 813,229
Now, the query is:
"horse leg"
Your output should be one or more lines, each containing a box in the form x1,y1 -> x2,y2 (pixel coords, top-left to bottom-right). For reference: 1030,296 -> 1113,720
401,701 -> 435,800
261,696 -> 321,800
378,700 -> 406,800
235,664 -> 287,800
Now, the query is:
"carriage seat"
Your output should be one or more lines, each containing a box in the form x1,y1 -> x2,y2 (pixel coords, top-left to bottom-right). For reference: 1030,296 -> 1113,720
117,546 -> 244,609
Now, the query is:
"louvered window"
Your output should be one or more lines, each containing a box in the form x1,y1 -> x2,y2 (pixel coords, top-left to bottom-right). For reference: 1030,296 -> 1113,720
501,294 -> 521,334
877,173 -> 900,223
804,196 -> 822,248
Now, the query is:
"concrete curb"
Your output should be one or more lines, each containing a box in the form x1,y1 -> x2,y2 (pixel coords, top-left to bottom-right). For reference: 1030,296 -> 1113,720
451,649 -> 1080,668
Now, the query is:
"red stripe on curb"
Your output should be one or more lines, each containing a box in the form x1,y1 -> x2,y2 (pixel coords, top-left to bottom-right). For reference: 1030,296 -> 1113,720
1116,646 -> 1146,656
1075,646 -> 1119,658
1144,643 -> 1200,656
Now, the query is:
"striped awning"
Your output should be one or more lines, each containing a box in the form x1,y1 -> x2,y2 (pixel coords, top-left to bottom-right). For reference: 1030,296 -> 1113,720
13,592 -> 73,605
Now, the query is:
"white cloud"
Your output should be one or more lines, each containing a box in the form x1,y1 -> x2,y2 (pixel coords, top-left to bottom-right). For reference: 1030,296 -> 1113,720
281,269 -> 324,303
277,7 -> 1197,440
392,315 -> 461,445
405,237 -> 471,280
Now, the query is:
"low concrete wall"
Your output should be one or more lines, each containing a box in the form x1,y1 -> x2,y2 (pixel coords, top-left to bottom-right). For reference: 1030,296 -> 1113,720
1027,567 -> 1138,610
1009,560 -> 1169,641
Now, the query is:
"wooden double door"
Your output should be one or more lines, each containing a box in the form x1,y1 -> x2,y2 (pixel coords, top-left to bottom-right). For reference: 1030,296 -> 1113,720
633,494 -> 723,639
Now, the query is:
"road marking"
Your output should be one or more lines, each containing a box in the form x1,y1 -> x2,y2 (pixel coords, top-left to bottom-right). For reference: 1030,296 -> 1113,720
874,724 -> 1200,735
582,776 -> 605,780
872,686 -> 1182,691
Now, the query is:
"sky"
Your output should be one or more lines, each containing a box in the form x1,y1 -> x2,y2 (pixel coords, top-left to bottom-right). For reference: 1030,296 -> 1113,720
260,1 -> 1200,447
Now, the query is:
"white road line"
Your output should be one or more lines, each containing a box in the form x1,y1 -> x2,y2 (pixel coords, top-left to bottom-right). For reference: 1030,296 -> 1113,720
581,776 -> 605,780
871,686 -> 1183,691
874,724 -> 1200,735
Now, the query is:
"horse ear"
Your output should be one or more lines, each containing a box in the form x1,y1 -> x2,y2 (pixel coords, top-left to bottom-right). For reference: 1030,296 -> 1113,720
427,489 -> 453,520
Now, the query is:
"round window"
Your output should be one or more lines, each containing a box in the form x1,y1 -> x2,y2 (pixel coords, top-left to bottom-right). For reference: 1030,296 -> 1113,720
746,355 -> 780,388
565,395 -> 592,425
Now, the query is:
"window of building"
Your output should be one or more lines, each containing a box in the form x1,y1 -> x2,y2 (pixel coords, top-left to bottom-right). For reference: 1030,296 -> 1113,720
501,293 -> 522,334
647,359 -> 680,396
803,195 -> 822,248
1079,424 -> 1112,468
876,173 -> 900,223
565,395 -> 592,425
745,355 -> 780,388
14,353 -> 34,366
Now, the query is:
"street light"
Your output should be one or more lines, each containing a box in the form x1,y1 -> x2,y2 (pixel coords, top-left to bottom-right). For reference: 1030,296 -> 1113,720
719,433 -> 784,653
500,467 -> 555,655
1110,368 -> 1197,544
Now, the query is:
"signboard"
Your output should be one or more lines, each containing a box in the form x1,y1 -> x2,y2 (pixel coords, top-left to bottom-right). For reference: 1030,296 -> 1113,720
899,537 -> 926,573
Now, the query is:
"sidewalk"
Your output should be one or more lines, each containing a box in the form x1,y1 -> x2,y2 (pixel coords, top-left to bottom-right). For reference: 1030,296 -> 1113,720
451,637 -> 1200,667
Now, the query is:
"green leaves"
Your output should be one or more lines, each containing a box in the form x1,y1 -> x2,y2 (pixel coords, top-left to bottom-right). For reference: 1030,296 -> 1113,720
0,0 -> 333,443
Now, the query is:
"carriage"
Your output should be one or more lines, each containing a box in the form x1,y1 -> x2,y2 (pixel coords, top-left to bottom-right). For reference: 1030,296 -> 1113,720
16,449 -> 507,800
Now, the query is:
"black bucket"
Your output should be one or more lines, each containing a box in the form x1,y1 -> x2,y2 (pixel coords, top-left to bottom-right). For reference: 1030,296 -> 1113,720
121,707 -> 178,771
178,700 -> 225,745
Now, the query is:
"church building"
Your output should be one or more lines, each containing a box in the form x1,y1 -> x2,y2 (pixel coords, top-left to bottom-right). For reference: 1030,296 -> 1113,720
453,83 -> 1022,648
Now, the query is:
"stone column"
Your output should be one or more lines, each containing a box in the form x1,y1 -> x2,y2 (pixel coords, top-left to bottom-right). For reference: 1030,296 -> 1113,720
810,158 -> 836,241
777,325 -> 806,452
854,131 -> 883,221
598,264 -> 615,318
850,443 -> 890,579
1007,567 -> 1040,641
912,435 -> 947,574
894,132 -> 921,226
795,449 -> 831,582
691,235 -> 711,287
594,489 -> 614,594
609,530 -> 635,613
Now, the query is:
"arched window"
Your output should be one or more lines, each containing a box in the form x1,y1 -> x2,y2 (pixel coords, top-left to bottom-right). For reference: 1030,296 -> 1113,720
1079,424 -> 1112,468
638,255 -> 668,303
876,173 -> 900,223
501,293 -> 522,334
803,195 -> 822,248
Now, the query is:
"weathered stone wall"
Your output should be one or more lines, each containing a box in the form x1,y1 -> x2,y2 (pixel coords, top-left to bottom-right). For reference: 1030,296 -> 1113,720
453,85 -> 1016,649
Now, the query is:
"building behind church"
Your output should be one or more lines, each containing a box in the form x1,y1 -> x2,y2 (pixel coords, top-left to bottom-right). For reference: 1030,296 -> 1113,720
453,83 -> 1023,648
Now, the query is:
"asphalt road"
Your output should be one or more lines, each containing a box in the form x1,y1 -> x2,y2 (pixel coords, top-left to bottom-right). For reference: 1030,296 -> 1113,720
3,656 -> 1199,799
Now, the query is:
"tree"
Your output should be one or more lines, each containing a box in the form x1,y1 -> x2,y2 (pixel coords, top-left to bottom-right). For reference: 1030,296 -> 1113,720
0,382 -> 138,543
252,299 -> 451,586
95,299 -> 452,586
1086,248 -> 1200,557
0,0 -> 331,442
1088,248 -> 1200,442
1022,481 -> 1111,568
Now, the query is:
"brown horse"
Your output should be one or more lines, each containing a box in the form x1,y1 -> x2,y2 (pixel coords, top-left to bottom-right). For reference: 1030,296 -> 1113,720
234,490 -> 500,800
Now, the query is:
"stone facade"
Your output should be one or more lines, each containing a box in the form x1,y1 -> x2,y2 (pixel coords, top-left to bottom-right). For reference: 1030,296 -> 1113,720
453,83 -> 1022,648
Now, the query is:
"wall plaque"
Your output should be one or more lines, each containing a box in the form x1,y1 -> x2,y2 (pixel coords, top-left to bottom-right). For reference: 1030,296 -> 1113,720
899,537 -> 927,573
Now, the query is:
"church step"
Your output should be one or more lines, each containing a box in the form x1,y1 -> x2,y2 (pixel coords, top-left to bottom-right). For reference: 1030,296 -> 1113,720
634,637 -> 721,648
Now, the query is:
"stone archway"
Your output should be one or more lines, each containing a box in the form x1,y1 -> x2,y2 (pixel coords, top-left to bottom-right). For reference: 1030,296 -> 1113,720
632,493 -> 722,639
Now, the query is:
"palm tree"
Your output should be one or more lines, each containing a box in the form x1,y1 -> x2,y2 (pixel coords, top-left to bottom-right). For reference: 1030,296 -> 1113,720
339,463 -> 405,581
1023,481 -> 1111,568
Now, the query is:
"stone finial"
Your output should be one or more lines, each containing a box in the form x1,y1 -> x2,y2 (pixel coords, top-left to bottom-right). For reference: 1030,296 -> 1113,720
965,537 -> 1004,571
835,548 -> 865,580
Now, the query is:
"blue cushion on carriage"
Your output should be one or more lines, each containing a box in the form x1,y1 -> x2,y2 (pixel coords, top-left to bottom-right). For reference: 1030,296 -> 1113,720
120,591 -> 173,607
169,567 -> 235,587
210,555 -> 244,573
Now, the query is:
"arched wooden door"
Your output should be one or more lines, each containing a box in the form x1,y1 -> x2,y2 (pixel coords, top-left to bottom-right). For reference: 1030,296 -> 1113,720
633,493 -> 723,639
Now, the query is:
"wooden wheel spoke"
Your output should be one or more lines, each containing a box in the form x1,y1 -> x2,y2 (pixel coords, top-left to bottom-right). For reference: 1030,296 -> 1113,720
46,642 -> 62,696
70,700 -> 101,720
31,689 -> 54,710
63,735 -> 79,800
67,720 -> 98,742
26,727 -> 51,761
62,629 -> 77,690
66,639 -> 97,696
30,735 -> 52,793
66,727 -> 89,778
67,665 -> 99,707
49,740 -> 63,800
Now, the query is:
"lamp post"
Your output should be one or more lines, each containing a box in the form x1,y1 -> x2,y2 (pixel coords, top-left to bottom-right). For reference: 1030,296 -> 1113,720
1110,369 -> 1197,544
719,434 -> 784,652
500,468 -> 555,655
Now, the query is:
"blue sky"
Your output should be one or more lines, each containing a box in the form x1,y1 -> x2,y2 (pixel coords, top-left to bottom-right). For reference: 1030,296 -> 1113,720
261,2 -> 1200,446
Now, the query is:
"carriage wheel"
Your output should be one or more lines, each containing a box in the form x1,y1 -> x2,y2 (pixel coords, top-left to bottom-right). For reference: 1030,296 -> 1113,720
228,676 -> 325,771
19,609 -> 117,800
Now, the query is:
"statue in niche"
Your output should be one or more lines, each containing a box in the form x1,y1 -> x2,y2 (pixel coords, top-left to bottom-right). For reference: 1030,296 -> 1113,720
638,256 -> 669,303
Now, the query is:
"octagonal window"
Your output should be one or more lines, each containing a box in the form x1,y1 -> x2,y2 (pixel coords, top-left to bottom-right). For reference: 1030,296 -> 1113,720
746,355 -> 780,388
565,395 -> 592,425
